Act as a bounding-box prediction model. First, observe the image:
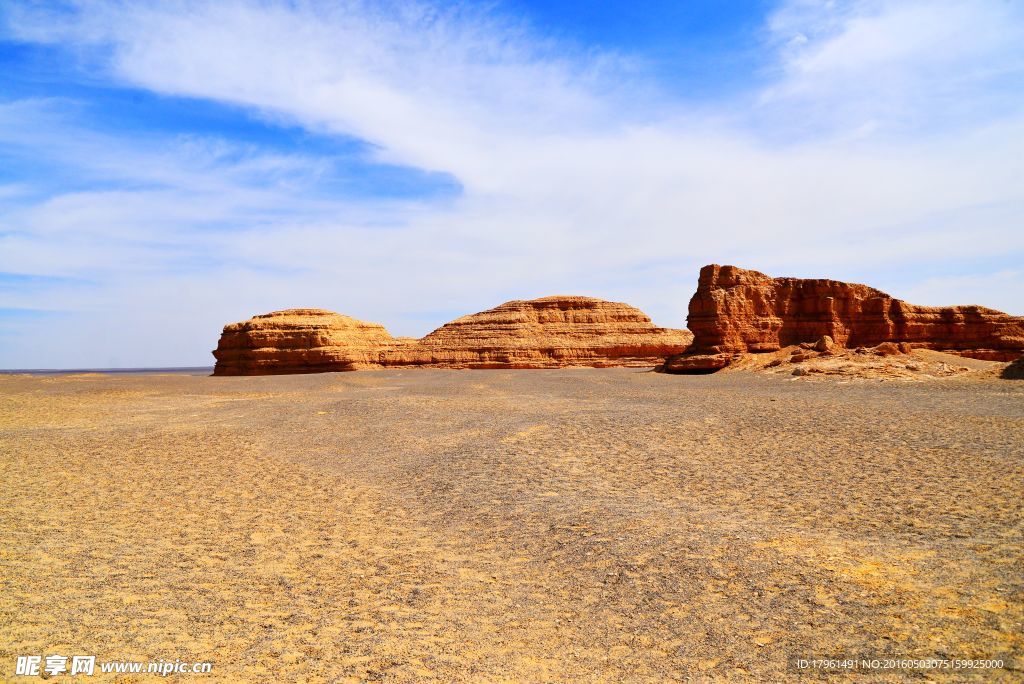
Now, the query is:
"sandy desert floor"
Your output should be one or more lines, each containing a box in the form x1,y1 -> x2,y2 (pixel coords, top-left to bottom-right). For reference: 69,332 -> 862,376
1,368 -> 1022,681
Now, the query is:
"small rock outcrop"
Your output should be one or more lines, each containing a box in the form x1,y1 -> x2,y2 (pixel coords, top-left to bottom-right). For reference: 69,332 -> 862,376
213,297 -> 692,375
662,265 -> 1024,373
813,335 -> 835,353
739,343 -> 998,381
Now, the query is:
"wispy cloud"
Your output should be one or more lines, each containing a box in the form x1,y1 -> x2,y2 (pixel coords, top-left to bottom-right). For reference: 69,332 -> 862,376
0,0 -> 1022,367
761,0 -> 1024,135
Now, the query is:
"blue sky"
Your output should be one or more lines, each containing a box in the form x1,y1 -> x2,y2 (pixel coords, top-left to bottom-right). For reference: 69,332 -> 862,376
1,0 -> 1022,368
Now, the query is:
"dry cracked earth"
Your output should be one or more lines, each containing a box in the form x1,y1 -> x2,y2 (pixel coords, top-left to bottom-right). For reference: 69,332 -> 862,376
1,369 -> 1022,681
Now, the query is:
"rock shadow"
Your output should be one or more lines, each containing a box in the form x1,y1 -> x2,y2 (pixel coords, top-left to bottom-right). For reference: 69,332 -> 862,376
1001,356 -> 1024,379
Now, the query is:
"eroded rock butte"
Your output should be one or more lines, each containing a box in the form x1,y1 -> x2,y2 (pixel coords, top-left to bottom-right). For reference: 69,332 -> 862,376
211,309 -> 400,375
213,297 -> 692,375
661,265 -> 1024,373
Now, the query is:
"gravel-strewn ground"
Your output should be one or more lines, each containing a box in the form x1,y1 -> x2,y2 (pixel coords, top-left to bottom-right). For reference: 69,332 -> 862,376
1,369 -> 1022,681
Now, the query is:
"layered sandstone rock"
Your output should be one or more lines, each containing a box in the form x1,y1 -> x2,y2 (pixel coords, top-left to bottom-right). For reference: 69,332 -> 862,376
386,296 -> 692,369
662,265 -> 1024,373
213,297 -> 692,375
212,309 -> 396,375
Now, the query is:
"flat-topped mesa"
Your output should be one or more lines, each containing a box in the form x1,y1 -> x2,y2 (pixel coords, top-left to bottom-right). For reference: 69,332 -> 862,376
386,296 -> 692,369
213,297 -> 692,375
662,265 -> 1024,373
212,309 -> 396,375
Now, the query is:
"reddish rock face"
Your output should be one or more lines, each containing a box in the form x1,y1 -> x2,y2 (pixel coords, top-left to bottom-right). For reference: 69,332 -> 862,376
213,297 -> 692,375
388,296 -> 692,369
662,265 -> 1024,373
212,309 -> 397,375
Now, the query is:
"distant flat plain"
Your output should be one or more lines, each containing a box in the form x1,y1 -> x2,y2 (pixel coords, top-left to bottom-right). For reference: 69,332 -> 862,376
1,369 -> 1021,681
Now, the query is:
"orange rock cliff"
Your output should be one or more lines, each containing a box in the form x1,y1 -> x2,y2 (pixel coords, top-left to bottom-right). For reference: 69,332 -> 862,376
662,265 -> 1024,373
212,296 -> 692,375
211,309 -> 399,375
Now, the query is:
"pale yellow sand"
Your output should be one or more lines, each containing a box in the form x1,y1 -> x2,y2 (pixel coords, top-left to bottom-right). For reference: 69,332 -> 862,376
1,369 -> 1021,681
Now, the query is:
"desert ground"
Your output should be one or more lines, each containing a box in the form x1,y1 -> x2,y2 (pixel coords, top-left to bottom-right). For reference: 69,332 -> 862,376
1,367 -> 1022,681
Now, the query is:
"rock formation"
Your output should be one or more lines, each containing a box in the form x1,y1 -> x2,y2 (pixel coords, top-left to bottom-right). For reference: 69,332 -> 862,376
386,296 -> 692,369
662,265 -> 1024,373
743,339 -> 995,381
212,309 -> 398,375
213,297 -> 691,375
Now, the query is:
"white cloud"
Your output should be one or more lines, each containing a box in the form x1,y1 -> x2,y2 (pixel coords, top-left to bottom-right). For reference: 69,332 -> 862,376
899,270 -> 1024,314
0,0 -> 1022,367
761,0 -> 1024,134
